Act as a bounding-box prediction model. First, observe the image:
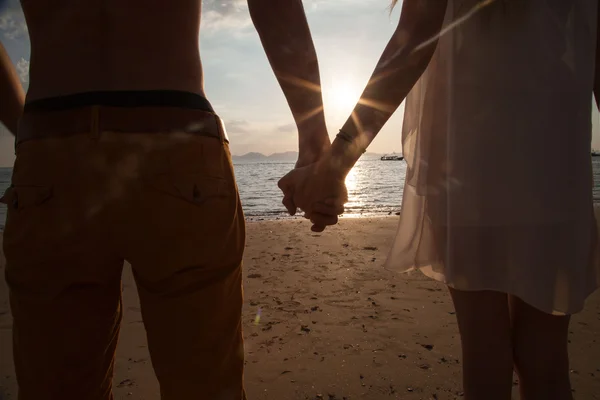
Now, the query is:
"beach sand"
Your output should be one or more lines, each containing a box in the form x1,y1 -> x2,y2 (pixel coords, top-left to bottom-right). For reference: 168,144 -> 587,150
1,217 -> 599,399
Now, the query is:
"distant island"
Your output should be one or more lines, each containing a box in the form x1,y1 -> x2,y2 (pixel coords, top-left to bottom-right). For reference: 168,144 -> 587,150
232,151 -> 298,162
232,151 -> 384,162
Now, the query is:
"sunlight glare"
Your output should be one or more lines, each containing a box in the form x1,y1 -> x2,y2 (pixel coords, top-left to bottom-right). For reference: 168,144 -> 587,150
325,77 -> 362,117
345,167 -> 358,193
330,85 -> 360,111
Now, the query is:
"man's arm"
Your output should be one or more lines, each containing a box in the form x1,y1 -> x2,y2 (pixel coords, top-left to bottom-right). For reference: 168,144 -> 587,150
0,41 -> 24,135
326,0 -> 447,175
247,0 -> 329,166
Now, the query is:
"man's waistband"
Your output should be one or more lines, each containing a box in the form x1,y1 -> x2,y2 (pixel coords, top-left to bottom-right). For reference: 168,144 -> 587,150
24,90 -> 215,113
18,105 -> 229,145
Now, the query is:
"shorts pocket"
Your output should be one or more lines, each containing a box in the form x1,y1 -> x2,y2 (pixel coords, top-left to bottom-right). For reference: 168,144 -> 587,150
1,184 -> 56,259
145,173 -> 234,207
0,185 -> 54,211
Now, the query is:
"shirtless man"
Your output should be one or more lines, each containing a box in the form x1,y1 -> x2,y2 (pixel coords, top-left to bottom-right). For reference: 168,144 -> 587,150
0,1 -> 333,398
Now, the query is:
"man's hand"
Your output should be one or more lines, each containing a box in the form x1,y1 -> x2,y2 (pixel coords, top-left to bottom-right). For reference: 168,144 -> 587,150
283,126 -> 331,222
278,157 -> 347,232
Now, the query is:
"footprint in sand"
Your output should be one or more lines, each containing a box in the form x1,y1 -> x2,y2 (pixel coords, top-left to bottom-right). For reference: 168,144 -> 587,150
117,379 -> 135,388
128,358 -> 148,364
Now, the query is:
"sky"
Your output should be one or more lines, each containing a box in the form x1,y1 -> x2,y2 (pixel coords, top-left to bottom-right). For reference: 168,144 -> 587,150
1,0 -> 600,167
0,0 -> 406,166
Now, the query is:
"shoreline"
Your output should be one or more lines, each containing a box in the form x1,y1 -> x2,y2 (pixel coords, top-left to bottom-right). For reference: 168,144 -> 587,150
245,212 -> 401,222
0,213 -> 401,231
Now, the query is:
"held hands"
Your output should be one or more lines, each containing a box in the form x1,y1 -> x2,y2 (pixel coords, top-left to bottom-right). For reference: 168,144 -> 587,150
278,155 -> 348,232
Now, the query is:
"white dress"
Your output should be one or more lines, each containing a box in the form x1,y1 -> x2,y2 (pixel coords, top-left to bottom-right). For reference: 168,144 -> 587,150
386,0 -> 600,315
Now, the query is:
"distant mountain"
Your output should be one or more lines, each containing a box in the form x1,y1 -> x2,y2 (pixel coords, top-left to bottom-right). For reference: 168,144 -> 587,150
232,151 -> 386,162
232,151 -> 299,162
232,152 -> 268,161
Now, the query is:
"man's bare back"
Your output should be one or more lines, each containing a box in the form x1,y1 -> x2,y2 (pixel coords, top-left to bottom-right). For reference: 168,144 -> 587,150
22,0 -> 205,101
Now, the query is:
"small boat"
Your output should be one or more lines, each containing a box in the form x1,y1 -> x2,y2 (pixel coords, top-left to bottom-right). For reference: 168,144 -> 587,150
380,154 -> 404,161
592,150 -> 600,157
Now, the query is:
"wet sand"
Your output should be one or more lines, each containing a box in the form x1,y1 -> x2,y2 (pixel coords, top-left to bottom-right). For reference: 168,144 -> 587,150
1,217 -> 599,399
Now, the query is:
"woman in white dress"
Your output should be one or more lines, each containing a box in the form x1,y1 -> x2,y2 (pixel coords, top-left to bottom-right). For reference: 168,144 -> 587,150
280,1 -> 600,399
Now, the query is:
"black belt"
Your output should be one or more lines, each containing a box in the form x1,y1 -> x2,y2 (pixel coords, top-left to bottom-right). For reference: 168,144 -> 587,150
24,90 -> 215,113
17,106 -> 229,145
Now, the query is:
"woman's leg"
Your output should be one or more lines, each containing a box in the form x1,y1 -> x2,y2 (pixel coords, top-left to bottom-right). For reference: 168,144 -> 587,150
449,288 -> 514,400
509,295 -> 572,400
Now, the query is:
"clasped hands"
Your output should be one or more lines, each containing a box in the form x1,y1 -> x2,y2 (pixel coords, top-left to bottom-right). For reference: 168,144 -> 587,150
278,151 -> 348,232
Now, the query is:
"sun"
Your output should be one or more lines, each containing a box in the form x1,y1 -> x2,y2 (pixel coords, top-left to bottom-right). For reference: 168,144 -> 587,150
324,77 -> 362,116
330,84 -> 360,111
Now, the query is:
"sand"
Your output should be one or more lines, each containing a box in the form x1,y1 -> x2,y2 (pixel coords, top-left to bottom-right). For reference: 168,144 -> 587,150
1,217 -> 599,399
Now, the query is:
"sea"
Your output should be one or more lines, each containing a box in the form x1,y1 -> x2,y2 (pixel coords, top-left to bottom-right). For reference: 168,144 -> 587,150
1,157 -> 600,228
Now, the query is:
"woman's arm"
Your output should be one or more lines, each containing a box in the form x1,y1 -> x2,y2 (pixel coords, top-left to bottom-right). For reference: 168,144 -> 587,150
0,41 -> 25,135
326,0 -> 448,175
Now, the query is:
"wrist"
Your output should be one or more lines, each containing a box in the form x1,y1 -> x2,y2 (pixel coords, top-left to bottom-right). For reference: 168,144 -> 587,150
325,129 -> 368,173
296,125 -> 330,167
316,141 -> 354,180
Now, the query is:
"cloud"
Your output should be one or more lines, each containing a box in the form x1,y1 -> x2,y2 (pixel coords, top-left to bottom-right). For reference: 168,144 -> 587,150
201,0 -> 252,34
218,117 -> 301,156
16,57 -> 28,83
0,0 -> 27,40
203,0 -> 246,15
277,123 -> 296,133
305,0 -> 386,12
225,119 -> 250,135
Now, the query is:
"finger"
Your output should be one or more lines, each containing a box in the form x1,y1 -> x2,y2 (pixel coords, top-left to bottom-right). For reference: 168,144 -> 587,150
310,212 -> 338,227
304,211 -> 334,233
277,172 -> 293,192
278,172 -> 297,215
313,201 -> 344,216
324,196 -> 348,206
282,193 -> 296,216
322,187 -> 348,208
311,223 -> 326,233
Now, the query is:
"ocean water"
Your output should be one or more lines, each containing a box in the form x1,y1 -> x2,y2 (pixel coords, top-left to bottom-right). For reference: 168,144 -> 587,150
1,158 -> 600,227
234,156 -> 405,218
0,167 -> 10,227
